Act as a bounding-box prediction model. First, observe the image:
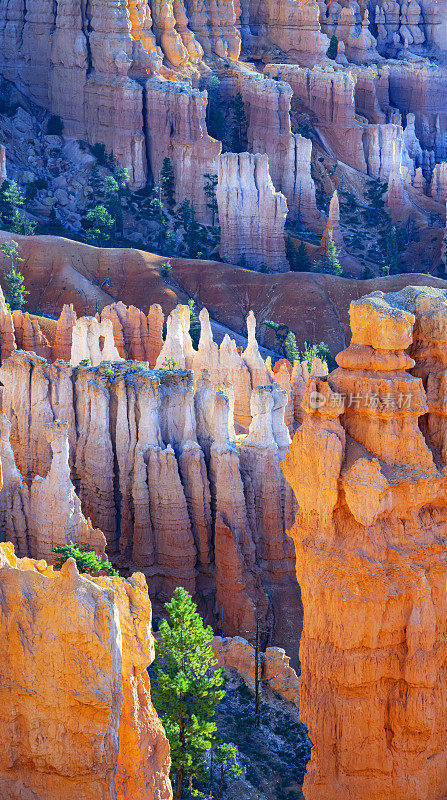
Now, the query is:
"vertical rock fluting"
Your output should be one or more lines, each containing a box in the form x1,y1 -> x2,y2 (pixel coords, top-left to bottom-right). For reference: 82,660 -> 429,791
0,542 -> 172,800
282,286 -> 447,800
70,316 -> 124,367
0,349 -> 299,654
145,78 -> 221,224
223,67 -> 320,226
53,304 -> 77,362
101,301 -> 164,367
11,311 -> 52,360
217,152 -> 289,272
0,282 -> 16,363
0,413 -> 106,561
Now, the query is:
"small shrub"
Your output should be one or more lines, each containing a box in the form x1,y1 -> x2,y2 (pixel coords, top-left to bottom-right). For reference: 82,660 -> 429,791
46,115 -> 64,136
79,358 -> 92,366
160,356 -> 177,369
90,142 -> 109,165
53,541 -> 118,576
160,259 -> 172,278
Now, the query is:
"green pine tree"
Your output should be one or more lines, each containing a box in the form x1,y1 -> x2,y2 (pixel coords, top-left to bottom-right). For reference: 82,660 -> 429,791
152,587 -> 227,799
327,34 -> 339,60
203,173 -> 218,226
230,92 -> 248,153
1,240 -> 29,310
326,231 -> 343,275
179,200 -> 202,258
0,180 -> 24,225
102,169 -> 129,237
286,237 -> 312,271
53,541 -> 118,576
161,157 -> 176,210
299,340 -> 332,371
1,239 -> 22,272
82,204 -> 115,246
188,298 -> 201,349
206,77 -> 226,144
284,330 -> 300,363
4,268 -> 29,310
0,180 -> 36,235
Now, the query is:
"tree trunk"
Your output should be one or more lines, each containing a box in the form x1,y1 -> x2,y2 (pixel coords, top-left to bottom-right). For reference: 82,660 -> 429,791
175,768 -> 184,798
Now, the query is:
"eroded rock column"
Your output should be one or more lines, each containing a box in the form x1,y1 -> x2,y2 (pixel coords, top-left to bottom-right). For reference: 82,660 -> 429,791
217,152 -> 288,272
282,287 -> 447,800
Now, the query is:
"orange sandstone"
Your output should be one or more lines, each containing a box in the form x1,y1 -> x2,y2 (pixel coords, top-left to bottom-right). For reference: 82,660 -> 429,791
282,285 -> 447,800
0,542 -> 172,800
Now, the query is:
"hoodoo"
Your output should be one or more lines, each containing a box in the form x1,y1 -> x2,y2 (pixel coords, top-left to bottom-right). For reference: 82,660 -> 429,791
283,286 -> 447,800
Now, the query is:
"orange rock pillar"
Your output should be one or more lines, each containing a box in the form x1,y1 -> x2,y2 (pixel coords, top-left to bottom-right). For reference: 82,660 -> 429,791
282,286 -> 447,800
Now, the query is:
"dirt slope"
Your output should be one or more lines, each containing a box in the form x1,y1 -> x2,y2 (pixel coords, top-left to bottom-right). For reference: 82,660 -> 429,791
2,232 -> 446,355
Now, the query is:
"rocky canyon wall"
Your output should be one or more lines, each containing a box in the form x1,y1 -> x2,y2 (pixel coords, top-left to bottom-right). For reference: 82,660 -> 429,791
0,303 -> 303,659
0,0 -> 446,243
217,152 -> 289,272
0,540 -> 172,800
282,285 -> 447,800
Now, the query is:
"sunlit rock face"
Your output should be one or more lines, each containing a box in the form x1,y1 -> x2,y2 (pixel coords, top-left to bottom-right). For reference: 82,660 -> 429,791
217,152 -> 289,272
282,285 -> 447,800
0,541 -> 172,800
0,306 -> 301,660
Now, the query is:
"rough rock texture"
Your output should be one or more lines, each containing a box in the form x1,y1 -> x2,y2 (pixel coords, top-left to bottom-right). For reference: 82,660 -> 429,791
0,298 -> 163,369
0,144 -> 6,182
187,0 -> 241,58
217,152 -> 288,272
0,413 -> 106,561
12,310 -> 51,360
145,78 -> 221,223
101,301 -> 164,367
0,347 -> 301,659
222,66 -> 320,226
70,316 -> 124,367
3,233 -> 447,359
212,635 -> 300,707
53,304 -> 77,362
264,61 -> 429,186
282,285 -> 447,800
0,541 -> 172,800
0,282 -> 16,363
321,189 -> 344,252
260,0 -> 329,64
156,306 -> 271,429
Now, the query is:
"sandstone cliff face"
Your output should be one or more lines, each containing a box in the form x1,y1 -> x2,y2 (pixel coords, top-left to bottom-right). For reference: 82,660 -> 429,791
0,412 -> 107,561
221,66 -> 320,227
0,0 -> 445,226
282,285 -> 447,800
101,301 -> 164,367
146,78 -> 221,223
0,541 -> 172,800
217,152 -> 288,272
0,343 -> 300,659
